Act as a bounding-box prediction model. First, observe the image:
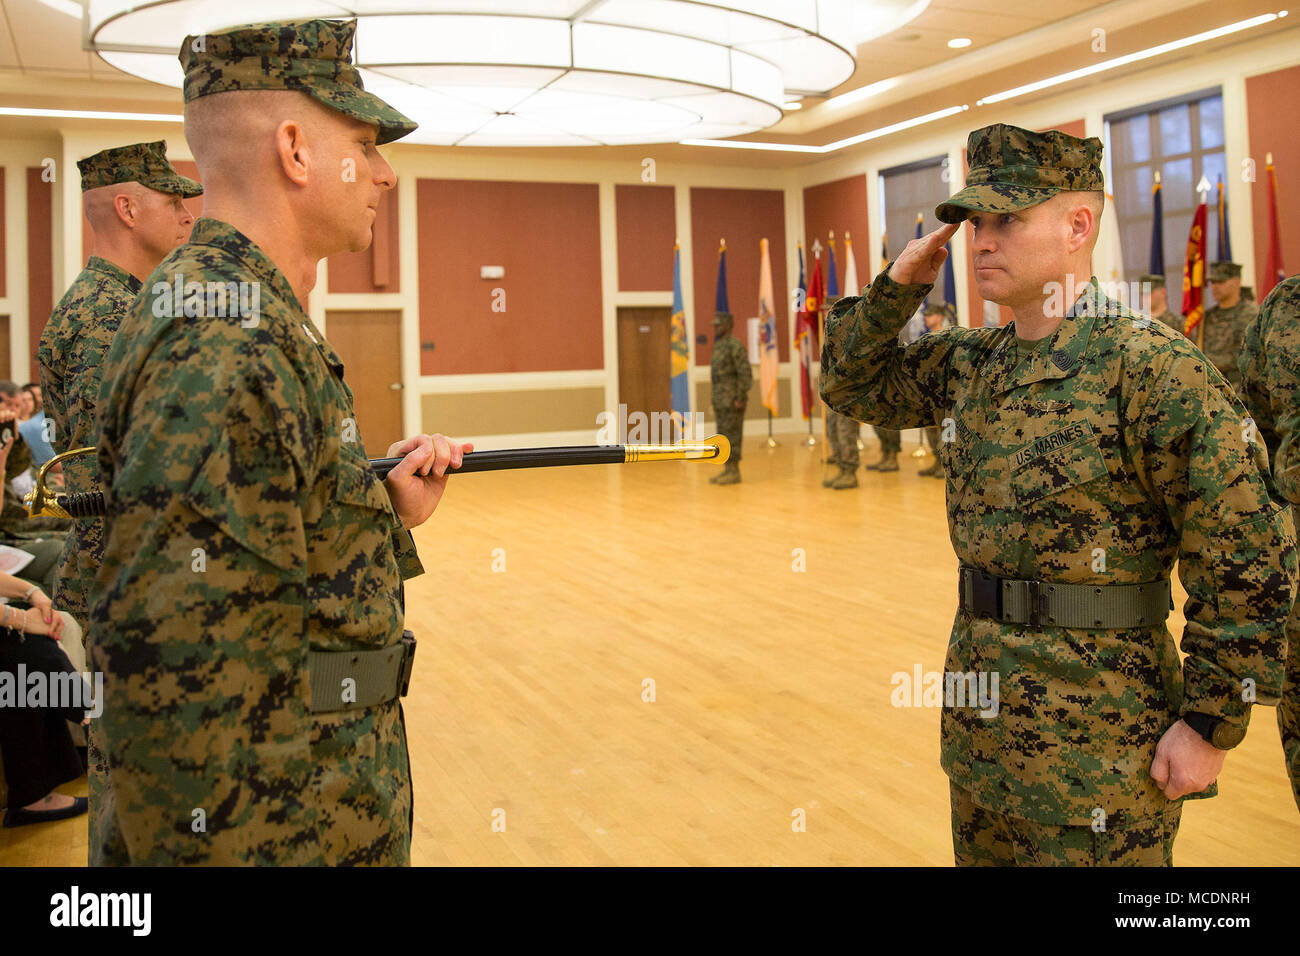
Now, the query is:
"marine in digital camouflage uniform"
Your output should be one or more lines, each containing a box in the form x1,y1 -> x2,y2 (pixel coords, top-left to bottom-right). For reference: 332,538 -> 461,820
1200,261 -> 1257,392
37,140 -> 200,862
1237,274 -> 1300,815
90,19 -> 460,866
1138,273 -> 1181,334
710,311 -> 751,485
39,141 -> 201,624
822,408 -> 860,488
822,123 -> 1296,865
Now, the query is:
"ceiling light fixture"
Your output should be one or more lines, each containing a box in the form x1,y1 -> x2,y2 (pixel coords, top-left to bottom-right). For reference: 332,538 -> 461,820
33,0 -> 82,17
947,37 -> 972,49
87,0 -> 928,147
682,103 -> 967,153
0,106 -> 183,123
977,11 -> 1284,105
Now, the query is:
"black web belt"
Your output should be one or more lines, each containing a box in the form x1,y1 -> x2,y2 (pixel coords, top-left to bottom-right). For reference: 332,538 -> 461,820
307,630 -> 416,714
958,567 -> 1172,629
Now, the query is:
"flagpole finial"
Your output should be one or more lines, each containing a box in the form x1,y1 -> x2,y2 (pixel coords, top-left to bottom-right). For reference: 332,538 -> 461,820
1154,170 -> 1161,185
1266,152 -> 1274,165
719,238 -> 726,251
845,230 -> 851,241
829,229 -> 835,240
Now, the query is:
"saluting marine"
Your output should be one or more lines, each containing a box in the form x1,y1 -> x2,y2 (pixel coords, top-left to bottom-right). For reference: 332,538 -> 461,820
1237,274 -> 1300,815
822,123 -> 1296,865
91,19 -> 470,866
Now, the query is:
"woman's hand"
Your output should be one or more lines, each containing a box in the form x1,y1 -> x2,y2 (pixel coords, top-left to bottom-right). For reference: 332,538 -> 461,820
21,605 -> 64,640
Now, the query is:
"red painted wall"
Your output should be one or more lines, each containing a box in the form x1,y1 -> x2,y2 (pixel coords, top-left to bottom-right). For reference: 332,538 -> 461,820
963,119 -> 1086,327
803,174 -> 869,297
615,184 -> 675,292
27,167 -> 53,382
416,179 -> 603,375
0,168 -> 5,299
1246,64 -> 1300,292
329,182 -> 400,293
689,186 -> 788,365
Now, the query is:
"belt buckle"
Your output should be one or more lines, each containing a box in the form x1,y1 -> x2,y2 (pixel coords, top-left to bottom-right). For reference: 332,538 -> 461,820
1000,578 -> 1045,625
398,630 -> 417,697
963,568 -> 1001,619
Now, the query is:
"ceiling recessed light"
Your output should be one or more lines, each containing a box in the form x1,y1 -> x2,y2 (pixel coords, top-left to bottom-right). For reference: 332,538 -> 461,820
948,37 -> 973,49
782,101 -> 803,110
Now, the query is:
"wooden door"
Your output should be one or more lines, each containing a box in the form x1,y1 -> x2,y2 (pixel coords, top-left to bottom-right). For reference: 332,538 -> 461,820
616,306 -> 671,422
0,317 -> 10,383
325,309 -> 403,454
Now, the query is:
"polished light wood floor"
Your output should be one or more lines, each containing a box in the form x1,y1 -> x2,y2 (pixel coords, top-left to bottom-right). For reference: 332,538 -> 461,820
4,438 -> 1298,865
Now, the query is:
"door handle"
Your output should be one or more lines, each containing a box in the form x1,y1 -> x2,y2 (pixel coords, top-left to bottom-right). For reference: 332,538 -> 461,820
390,382 -> 403,391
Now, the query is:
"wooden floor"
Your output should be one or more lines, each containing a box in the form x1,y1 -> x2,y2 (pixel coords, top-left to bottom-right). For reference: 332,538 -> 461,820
4,438 -> 1298,865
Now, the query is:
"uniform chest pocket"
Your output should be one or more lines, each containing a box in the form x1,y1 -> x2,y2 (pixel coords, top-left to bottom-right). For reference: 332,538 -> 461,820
1012,437 -> 1109,505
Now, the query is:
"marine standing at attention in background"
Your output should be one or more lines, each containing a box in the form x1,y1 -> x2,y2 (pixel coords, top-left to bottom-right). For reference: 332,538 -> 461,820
1201,260 -> 1257,392
710,310 -> 750,485
37,139 -> 201,858
822,123 -> 1295,866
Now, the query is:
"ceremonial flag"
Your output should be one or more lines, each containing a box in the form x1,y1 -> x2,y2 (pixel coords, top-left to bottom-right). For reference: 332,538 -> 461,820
758,238 -> 779,416
715,239 -> 729,314
939,242 -> 957,322
1149,172 -> 1165,276
827,233 -> 840,300
669,242 -> 689,422
880,232 -> 889,274
843,232 -> 860,295
1181,197 -> 1208,339
795,244 -> 821,420
1263,154 -> 1286,300
915,213 -> 923,242
1216,174 -> 1232,262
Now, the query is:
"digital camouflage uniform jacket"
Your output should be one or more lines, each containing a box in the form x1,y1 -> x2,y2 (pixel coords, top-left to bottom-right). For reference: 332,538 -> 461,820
1200,298 -> 1258,391
1237,275 -> 1300,812
38,256 -> 142,620
93,218 -> 424,865
822,269 -> 1295,826
710,335 -> 752,410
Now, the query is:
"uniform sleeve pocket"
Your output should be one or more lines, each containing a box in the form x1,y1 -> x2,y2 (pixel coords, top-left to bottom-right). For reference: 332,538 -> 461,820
333,460 -> 399,519
1013,437 -> 1109,505
183,440 -> 305,571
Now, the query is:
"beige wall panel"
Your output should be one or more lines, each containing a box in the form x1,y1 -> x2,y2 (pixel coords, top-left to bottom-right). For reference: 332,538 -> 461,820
422,387 -> 606,437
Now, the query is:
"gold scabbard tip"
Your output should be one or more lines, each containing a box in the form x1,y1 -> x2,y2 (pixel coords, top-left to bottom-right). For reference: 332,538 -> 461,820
623,434 -> 728,464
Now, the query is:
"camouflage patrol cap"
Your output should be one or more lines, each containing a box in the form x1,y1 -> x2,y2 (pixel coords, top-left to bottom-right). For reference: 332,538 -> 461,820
179,19 -> 417,145
935,123 -> 1104,224
1208,261 -> 1243,281
76,141 -> 203,197
1138,273 -> 1167,289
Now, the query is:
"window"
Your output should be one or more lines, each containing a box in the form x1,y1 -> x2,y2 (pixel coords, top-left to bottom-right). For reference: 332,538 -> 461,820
1106,89 -> 1227,302
880,156 -> 950,337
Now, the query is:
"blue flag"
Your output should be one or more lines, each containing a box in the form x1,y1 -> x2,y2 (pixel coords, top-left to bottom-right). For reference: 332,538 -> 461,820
1150,175 -> 1165,275
1216,175 -> 1232,262
715,240 -> 729,314
670,244 -> 689,422
827,235 -> 840,299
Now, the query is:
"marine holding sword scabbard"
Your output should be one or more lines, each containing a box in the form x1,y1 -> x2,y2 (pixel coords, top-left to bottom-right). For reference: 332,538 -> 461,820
87,19 -> 472,867
820,123 -> 1297,866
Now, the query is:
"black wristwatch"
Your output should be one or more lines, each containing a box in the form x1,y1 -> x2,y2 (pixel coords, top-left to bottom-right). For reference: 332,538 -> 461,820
1182,712 -> 1246,750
